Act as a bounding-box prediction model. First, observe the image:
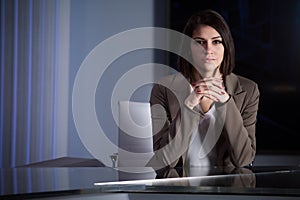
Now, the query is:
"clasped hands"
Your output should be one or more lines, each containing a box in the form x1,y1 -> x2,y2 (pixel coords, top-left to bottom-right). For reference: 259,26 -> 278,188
185,77 -> 230,110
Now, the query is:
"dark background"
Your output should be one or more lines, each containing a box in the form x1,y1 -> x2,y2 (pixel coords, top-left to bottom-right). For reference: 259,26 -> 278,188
169,0 -> 300,153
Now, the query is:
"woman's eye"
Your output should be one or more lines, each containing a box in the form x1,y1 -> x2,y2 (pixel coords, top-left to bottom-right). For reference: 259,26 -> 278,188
195,40 -> 205,45
213,40 -> 223,44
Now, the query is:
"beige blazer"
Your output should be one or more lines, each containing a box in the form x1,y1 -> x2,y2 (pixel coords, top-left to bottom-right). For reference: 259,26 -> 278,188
146,72 -> 260,169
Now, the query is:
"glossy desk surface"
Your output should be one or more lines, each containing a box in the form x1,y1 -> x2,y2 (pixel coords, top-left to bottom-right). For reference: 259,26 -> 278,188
1,164 -> 300,199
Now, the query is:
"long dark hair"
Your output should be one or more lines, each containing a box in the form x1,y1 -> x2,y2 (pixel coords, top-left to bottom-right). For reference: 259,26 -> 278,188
178,9 -> 235,82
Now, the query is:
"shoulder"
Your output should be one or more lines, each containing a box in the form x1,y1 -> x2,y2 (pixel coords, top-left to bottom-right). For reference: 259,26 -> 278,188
232,73 -> 260,98
153,72 -> 190,91
226,73 -> 259,97
151,72 -> 190,101
155,73 -> 184,85
152,73 -> 181,95
227,73 -> 258,90
151,73 -> 177,95
236,74 -> 259,92
235,74 -> 256,85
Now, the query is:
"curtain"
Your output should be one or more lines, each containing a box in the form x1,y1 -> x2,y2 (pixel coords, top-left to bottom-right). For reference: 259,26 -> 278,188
0,0 -> 70,167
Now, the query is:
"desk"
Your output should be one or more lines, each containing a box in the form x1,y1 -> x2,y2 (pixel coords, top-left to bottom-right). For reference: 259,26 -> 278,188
1,158 -> 300,199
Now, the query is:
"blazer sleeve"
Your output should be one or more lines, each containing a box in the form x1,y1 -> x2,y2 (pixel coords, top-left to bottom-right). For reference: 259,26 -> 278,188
146,83 -> 202,169
220,82 -> 260,167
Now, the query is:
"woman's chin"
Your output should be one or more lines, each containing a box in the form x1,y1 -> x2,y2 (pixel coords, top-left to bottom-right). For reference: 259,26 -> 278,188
197,68 -> 219,78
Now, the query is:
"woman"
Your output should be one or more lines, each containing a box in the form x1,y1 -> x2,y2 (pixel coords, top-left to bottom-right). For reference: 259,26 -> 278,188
147,9 -> 260,170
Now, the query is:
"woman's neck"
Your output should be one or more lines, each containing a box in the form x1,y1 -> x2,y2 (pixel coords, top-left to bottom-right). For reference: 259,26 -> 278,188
197,68 -> 222,79
200,72 -> 221,78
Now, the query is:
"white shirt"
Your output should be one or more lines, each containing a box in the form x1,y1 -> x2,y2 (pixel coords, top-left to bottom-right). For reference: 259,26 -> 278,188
186,85 -> 219,169
186,104 -> 217,168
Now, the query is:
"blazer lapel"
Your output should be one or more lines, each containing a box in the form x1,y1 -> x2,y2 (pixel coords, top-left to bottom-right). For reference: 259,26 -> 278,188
225,73 -> 246,111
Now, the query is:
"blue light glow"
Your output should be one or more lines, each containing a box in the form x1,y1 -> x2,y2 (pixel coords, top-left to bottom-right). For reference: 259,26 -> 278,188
12,0 -> 19,169
26,0 -> 33,165
52,0 -> 59,159
38,0 -> 46,161
0,0 -> 6,168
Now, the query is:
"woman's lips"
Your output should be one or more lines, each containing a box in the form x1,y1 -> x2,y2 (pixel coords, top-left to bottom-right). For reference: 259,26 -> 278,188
205,58 -> 215,62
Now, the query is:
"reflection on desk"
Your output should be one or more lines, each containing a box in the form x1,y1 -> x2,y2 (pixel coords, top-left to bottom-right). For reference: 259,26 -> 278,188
152,166 -> 255,187
1,165 -> 300,199
96,165 -> 300,197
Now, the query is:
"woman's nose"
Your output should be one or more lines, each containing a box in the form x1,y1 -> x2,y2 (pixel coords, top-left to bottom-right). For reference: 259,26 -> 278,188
204,42 -> 213,54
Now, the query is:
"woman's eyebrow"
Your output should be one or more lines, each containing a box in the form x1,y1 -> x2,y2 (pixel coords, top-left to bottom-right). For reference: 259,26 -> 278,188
212,36 -> 222,39
193,36 -> 222,40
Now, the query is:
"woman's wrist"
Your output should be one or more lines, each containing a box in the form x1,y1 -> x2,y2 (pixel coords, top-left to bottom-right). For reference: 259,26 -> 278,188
184,99 -> 195,110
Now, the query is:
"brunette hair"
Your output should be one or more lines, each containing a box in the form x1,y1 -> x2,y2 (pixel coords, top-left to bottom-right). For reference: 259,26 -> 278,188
178,9 -> 235,82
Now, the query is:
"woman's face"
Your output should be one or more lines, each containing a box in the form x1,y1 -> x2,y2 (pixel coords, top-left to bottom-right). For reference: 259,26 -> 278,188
190,25 -> 224,77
